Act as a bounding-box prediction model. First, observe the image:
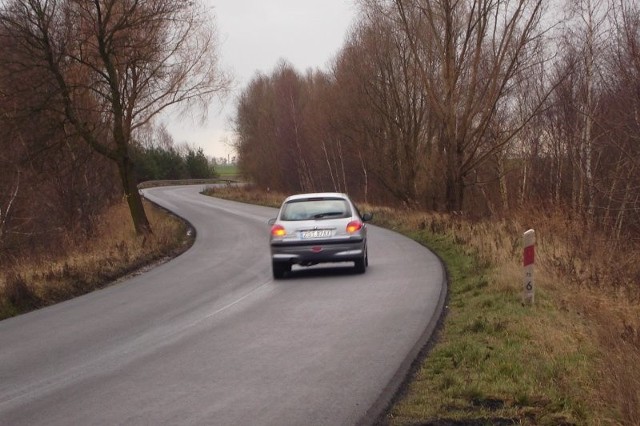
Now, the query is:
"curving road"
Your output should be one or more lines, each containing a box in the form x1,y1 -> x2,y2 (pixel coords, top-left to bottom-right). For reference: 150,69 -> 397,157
0,185 -> 446,426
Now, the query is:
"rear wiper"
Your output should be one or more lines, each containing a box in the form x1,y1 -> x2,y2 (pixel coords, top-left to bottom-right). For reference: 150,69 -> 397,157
313,212 -> 343,219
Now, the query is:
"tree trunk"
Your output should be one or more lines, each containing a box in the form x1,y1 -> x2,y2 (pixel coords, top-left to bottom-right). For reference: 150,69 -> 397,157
117,158 -> 151,236
497,153 -> 509,211
359,152 -> 369,204
445,141 -> 465,212
520,161 -> 528,207
445,169 -> 464,212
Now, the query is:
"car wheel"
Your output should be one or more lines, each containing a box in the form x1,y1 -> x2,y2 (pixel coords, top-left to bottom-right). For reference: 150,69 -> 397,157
354,246 -> 367,274
272,261 -> 290,279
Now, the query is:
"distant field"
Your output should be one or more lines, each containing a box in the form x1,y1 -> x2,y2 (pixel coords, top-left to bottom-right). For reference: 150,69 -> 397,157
215,164 -> 239,180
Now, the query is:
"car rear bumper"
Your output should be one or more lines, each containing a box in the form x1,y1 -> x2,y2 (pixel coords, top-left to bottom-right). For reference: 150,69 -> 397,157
270,240 -> 366,264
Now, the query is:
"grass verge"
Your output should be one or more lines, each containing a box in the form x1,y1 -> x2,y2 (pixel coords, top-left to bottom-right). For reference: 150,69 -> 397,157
373,212 -> 598,425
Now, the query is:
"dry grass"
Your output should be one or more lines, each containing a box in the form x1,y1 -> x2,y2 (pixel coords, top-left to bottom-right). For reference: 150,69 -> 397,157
369,208 -> 596,424
373,206 -> 640,425
0,200 -> 192,319
201,184 -> 284,208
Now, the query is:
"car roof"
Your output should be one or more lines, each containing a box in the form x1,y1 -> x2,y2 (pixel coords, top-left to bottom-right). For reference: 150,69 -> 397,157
283,192 -> 349,202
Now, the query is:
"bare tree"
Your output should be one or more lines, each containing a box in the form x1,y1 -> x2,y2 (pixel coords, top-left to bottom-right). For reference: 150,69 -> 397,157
235,73 -> 284,190
379,0 -> 553,211
236,63 -> 328,194
273,64 -> 315,192
349,11 -> 432,206
0,0 -> 230,235
596,0 -> 640,236
562,0 -> 612,215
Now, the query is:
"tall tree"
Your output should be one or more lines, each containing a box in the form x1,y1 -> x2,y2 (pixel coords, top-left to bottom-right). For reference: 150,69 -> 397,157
235,73 -> 283,190
235,62 -> 315,193
597,0 -> 640,235
0,0 -> 230,234
385,0 -> 552,211
563,0 -> 612,215
336,11 -> 432,206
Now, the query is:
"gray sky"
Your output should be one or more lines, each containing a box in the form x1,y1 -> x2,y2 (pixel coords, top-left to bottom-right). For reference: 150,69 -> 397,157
164,0 -> 359,160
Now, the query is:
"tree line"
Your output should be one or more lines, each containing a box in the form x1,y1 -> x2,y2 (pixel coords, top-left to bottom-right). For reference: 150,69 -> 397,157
235,0 -> 640,239
133,125 -> 218,182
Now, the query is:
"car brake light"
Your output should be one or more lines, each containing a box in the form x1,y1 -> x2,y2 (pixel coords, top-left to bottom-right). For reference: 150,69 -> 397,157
346,220 -> 363,233
271,224 -> 286,237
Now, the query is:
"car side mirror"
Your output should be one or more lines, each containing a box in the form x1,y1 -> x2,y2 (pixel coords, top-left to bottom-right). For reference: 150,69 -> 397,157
267,218 -> 276,225
361,212 -> 373,222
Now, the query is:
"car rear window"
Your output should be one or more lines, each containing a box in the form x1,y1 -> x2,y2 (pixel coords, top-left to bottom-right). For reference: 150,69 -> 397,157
281,198 -> 351,221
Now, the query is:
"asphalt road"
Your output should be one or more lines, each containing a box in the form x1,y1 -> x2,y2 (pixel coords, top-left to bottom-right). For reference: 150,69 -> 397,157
0,185 -> 446,426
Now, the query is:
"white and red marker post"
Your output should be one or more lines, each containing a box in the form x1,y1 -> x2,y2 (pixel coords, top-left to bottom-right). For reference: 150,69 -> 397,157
523,229 -> 535,305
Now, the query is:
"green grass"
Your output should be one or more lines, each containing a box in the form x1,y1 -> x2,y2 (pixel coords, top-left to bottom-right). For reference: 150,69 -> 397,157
215,164 -> 240,180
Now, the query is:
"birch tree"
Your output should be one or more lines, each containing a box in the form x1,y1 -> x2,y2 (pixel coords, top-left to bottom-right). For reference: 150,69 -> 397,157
563,0 -> 611,215
0,167 -> 20,247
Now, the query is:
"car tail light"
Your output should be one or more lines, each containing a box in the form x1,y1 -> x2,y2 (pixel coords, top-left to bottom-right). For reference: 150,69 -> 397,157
271,224 -> 286,237
346,220 -> 363,234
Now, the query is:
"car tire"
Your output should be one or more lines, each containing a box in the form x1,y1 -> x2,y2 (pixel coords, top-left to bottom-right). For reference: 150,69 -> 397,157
354,246 -> 367,274
272,261 -> 290,279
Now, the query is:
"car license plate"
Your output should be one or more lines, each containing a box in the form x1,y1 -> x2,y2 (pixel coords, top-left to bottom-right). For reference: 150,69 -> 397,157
301,230 -> 332,239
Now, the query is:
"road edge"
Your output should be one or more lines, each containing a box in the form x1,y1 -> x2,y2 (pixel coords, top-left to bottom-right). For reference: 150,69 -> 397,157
357,247 -> 449,426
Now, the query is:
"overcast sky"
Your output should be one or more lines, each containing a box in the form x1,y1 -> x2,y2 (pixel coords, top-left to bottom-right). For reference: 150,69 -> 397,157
163,0 -> 359,160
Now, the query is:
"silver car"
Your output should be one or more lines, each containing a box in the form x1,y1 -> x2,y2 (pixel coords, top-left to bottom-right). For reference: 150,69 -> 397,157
268,192 -> 373,279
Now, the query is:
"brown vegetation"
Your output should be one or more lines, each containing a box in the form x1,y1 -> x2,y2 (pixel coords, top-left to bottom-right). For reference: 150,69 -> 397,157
0,0 -> 230,236
0,200 -> 192,320
0,0 -> 226,319
389,206 -> 640,424
235,0 -> 640,234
